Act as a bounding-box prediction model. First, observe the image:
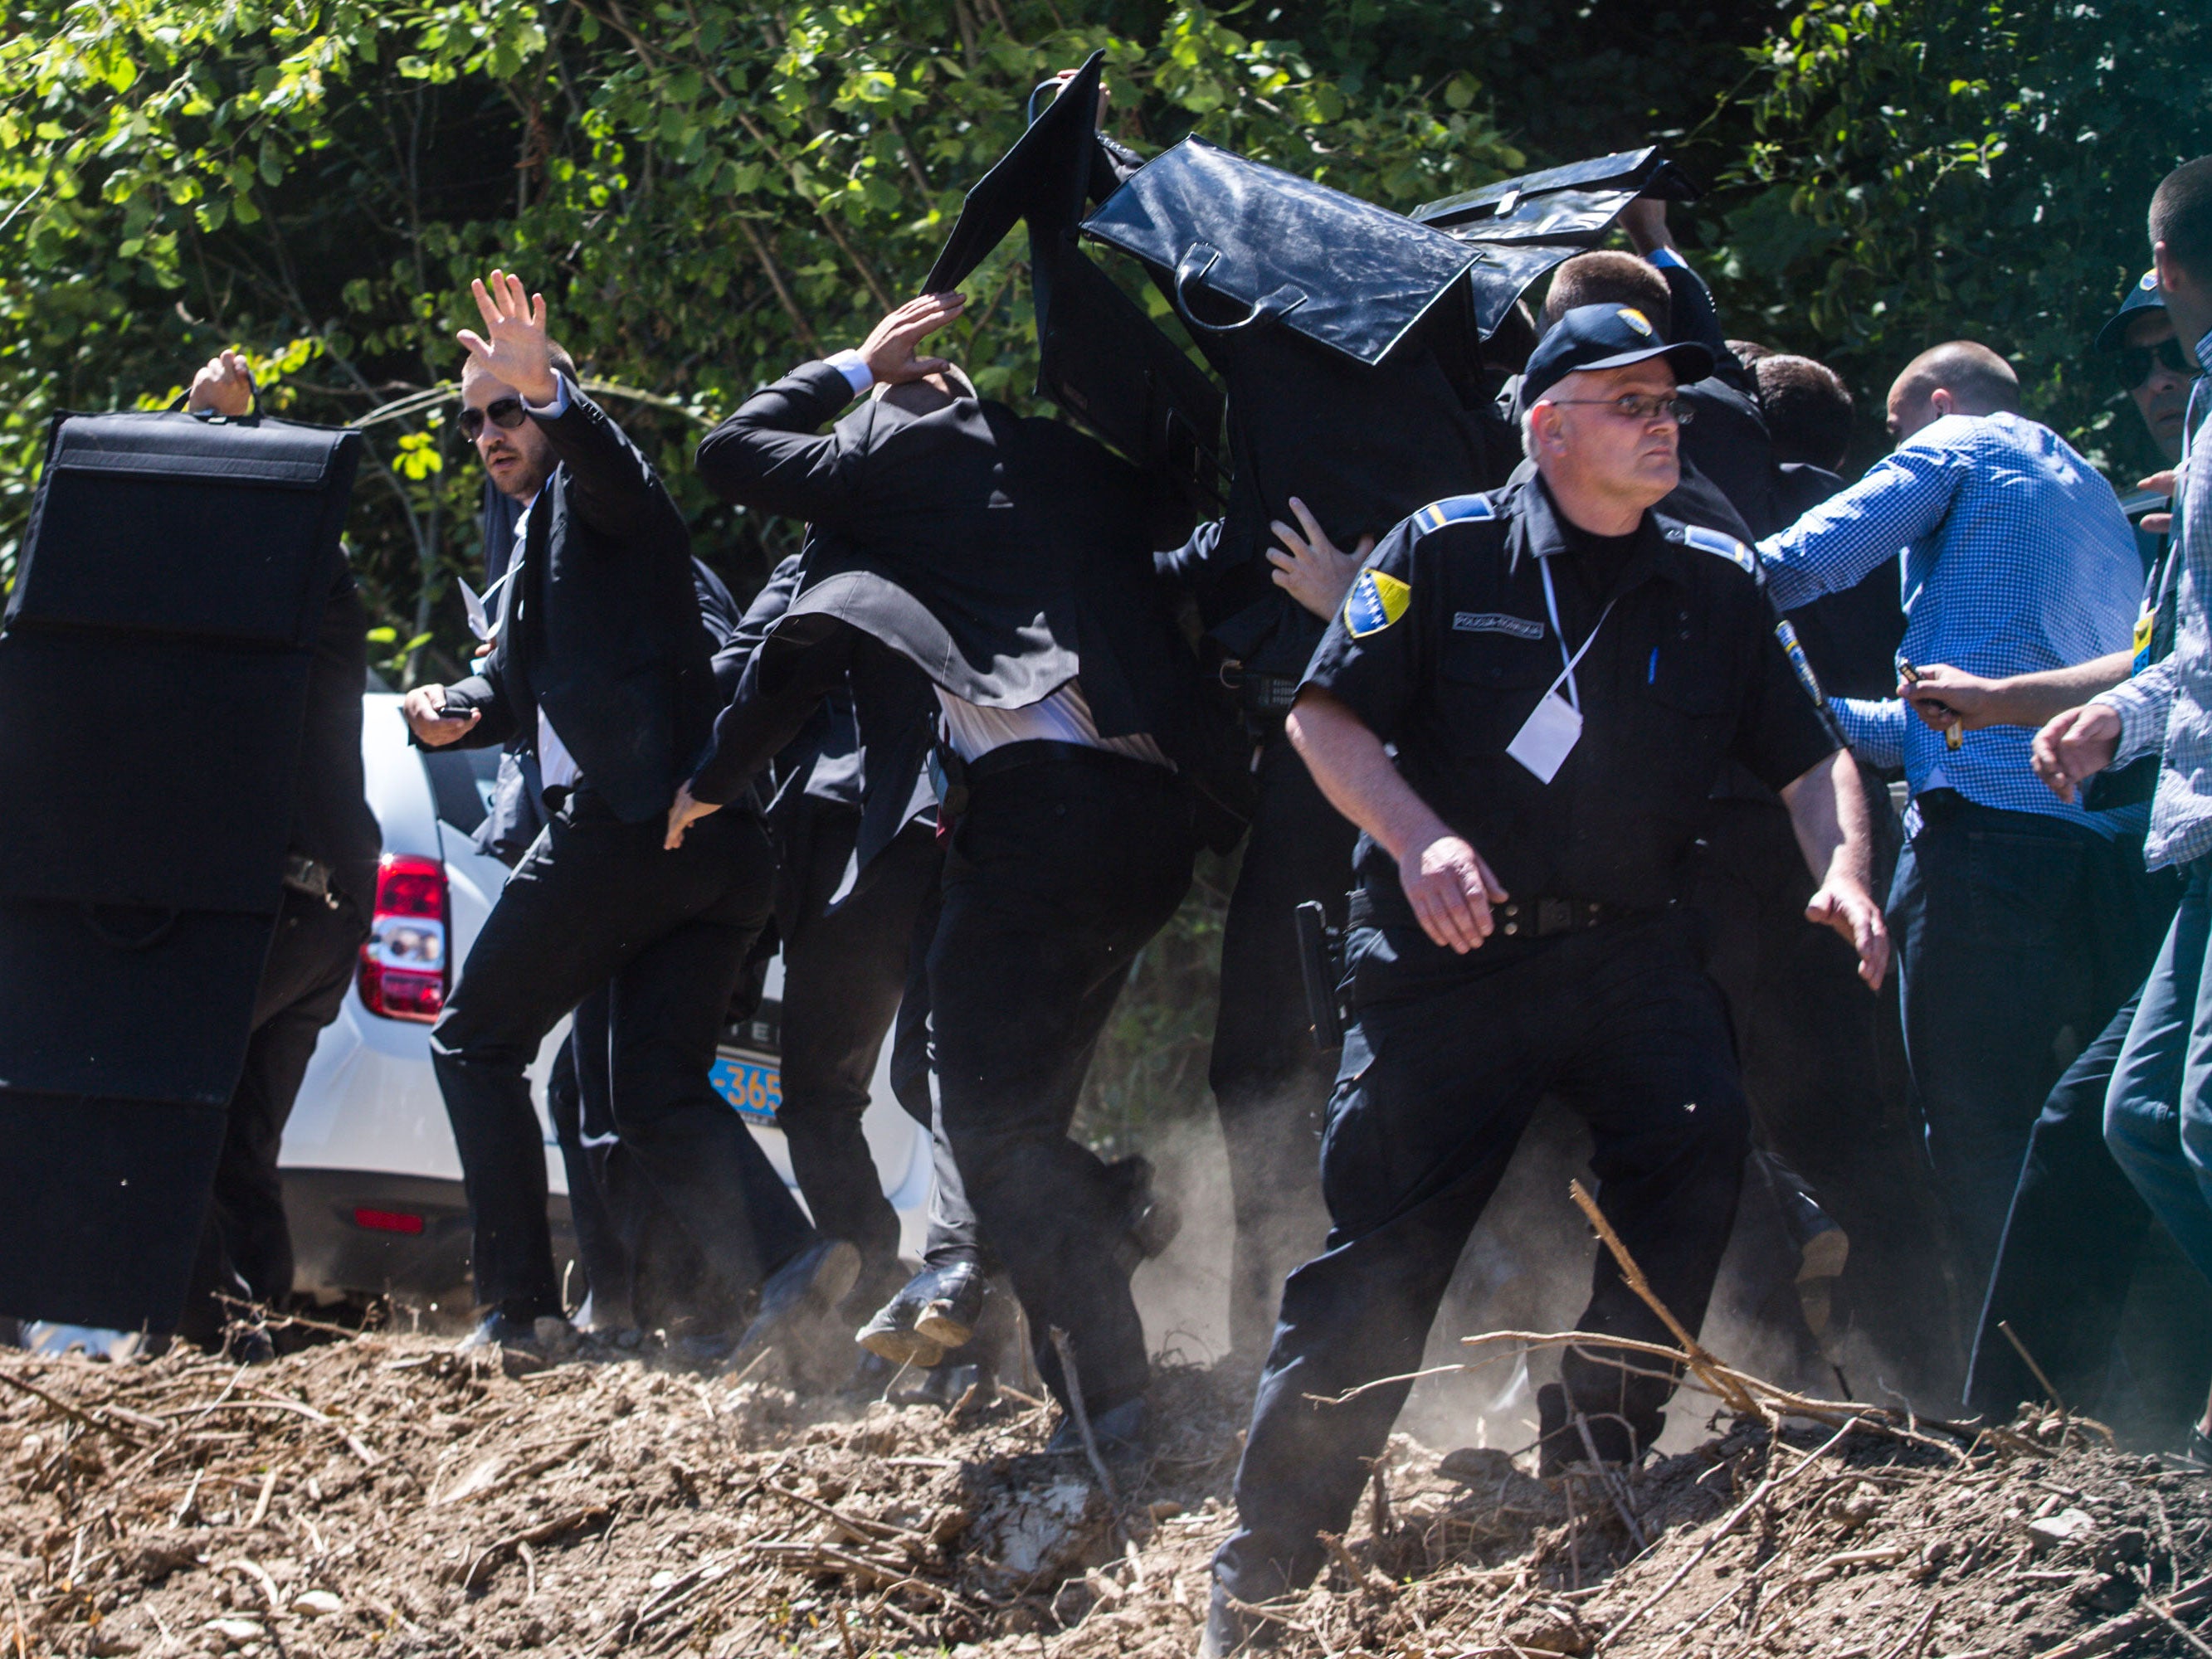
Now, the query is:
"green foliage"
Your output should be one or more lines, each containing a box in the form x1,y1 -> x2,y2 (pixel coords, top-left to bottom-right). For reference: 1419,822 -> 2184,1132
0,0 -> 1523,675
1718,0 -> 2212,476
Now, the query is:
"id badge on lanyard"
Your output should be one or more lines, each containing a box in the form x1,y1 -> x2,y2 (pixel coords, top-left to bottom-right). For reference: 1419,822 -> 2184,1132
1505,557 -> 1616,785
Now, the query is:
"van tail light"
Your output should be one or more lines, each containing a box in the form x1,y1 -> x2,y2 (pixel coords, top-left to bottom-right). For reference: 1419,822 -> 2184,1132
358,853 -> 450,1022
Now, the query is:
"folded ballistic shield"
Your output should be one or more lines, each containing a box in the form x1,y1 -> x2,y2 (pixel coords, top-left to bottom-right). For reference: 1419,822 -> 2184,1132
1077,138 -> 1518,669
923,52 -> 1225,507
0,411 -> 360,1330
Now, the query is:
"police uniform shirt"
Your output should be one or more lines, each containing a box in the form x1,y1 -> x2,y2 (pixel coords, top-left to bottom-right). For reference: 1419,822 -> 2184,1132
1302,477 -> 1839,922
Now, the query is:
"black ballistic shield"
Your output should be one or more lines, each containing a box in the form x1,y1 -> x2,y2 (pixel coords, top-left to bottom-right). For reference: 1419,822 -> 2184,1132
0,409 -> 360,1331
1081,135 -> 1479,370
920,53 -> 1225,505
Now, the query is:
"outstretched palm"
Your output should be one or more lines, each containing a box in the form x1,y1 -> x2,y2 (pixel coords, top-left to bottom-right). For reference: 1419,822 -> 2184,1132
456,270 -> 559,403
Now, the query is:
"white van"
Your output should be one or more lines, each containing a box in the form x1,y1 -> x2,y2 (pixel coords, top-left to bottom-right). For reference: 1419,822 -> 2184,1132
275,688 -> 933,1313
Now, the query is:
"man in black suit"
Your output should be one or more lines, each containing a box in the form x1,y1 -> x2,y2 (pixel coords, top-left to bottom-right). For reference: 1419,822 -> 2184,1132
668,292 -> 1218,1447
402,271 -> 855,1359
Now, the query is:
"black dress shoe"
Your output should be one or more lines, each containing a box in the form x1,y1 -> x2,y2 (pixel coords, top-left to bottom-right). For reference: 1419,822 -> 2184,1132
728,1238 -> 862,1375
855,1272 -> 948,1368
455,1307 -> 572,1357
1199,1580 -> 1276,1657
911,1260 -> 990,1350
1045,1395 -> 1147,1457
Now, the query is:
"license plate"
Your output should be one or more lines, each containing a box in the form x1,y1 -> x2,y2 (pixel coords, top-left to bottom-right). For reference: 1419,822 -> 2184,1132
709,1056 -> 782,1126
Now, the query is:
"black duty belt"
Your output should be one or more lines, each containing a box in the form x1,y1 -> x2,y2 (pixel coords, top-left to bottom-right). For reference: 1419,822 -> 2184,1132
962,737 -> 1161,786
1346,887 -> 1642,938
1218,661 -> 1302,718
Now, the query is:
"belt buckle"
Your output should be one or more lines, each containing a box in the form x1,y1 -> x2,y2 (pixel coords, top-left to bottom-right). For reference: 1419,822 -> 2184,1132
1537,898 -> 1573,936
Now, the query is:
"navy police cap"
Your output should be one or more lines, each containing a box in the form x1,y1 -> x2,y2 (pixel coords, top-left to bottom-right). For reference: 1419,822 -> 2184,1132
1519,303 -> 1714,413
2094,270 -> 2164,354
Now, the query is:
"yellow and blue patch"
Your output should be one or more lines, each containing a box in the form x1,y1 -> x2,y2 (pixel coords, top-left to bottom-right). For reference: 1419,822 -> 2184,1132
710,1055 -> 782,1126
1682,523 -> 1757,576
1414,494 -> 1497,534
1344,568 -> 1413,638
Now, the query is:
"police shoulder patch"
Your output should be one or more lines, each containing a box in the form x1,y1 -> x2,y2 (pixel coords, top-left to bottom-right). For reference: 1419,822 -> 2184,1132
1344,567 -> 1413,638
1680,523 -> 1757,577
1413,494 -> 1498,535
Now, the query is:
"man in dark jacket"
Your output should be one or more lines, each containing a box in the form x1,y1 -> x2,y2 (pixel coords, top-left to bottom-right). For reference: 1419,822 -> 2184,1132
669,292 -> 1210,1446
401,271 -> 854,1359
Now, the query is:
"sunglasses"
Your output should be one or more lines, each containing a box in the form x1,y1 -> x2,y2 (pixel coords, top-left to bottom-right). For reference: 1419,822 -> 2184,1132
458,396 -> 528,440
2113,338 -> 2195,390
1544,392 -> 1697,426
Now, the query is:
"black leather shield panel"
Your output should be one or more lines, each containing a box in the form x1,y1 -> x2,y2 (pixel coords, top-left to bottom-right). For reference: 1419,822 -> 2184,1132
1082,135 -> 1478,368
0,410 -> 360,1332
922,50 -> 1105,294
1412,146 -> 1701,236
0,1095 -> 228,1331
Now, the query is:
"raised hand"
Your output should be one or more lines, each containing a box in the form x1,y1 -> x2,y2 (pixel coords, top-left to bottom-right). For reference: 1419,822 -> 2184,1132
456,270 -> 560,405
186,350 -> 256,417
858,293 -> 967,387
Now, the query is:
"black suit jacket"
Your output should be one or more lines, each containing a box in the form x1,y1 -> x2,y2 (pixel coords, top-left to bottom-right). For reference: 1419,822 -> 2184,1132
693,361 -> 1208,771
441,381 -> 718,825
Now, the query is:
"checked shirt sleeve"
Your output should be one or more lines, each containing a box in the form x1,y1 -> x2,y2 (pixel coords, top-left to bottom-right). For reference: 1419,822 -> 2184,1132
1757,442 -> 1966,611
2094,659 -> 2177,769
1826,697 -> 1907,771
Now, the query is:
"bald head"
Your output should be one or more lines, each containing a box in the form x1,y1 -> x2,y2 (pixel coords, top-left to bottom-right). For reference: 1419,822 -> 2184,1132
1885,341 -> 2019,440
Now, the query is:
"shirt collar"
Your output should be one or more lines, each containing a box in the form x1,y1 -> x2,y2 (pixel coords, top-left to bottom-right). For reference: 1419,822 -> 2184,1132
1515,474 -> 1682,592
2197,328 -> 2212,376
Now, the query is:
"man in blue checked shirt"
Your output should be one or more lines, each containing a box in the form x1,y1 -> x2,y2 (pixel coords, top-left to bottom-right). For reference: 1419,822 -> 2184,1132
2035,158 -> 2212,1457
1756,340 -> 2156,1322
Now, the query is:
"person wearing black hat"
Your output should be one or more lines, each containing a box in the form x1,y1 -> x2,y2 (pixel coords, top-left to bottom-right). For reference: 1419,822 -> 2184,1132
1201,305 -> 1887,1655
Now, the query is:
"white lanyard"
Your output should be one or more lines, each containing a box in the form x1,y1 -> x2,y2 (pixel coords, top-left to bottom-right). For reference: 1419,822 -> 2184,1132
1535,555 -> 1617,715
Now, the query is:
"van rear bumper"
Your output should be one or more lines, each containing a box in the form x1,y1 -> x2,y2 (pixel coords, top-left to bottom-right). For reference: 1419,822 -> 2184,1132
282,1168 -> 575,1308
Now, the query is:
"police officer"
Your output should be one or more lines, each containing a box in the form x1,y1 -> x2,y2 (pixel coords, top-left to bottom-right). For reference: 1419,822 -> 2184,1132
1203,306 -> 1888,1654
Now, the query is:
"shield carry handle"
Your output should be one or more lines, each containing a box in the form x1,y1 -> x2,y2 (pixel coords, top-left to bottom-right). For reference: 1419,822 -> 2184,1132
1172,244 -> 1307,338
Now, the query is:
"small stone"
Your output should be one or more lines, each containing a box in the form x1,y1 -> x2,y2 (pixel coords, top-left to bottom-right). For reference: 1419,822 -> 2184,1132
290,1590 -> 343,1618
87,1630 -> 143,1657
2029,1508 -> 2096,1550
203,1618 -> 265,1647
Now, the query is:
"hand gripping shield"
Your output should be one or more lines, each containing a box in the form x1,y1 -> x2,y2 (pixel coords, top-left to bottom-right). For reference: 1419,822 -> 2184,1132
0,409 -> 361,1330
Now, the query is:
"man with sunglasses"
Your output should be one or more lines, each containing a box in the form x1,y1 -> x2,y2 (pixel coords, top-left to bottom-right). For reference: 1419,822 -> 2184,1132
1202,304 -> 1886,1657
401,272 -> 854,1364
1754,340 -> 2151,1365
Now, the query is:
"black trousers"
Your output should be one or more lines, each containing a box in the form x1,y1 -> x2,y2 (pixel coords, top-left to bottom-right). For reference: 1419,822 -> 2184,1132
884,878 -> 988,1272
930,753 -> 1197,1412
1688,794 -> 1951,1374
774,805 -> 943,1286
178,885 -> 367,1344
1217,911 -> 1748,1600
1891,795 -> 2170,1318
1210,732 -> 1354,1360
433,792 -> 811,1316
1967,983 -> 2212,1425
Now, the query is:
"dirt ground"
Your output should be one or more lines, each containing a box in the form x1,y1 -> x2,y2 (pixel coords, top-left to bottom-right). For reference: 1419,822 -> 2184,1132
5,1325 -> 2211,1659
